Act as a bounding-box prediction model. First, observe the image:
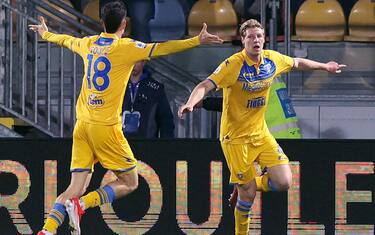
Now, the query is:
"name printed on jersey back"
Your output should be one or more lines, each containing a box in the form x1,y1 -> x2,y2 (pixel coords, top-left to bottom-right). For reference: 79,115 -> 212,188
90,46 -> 110,56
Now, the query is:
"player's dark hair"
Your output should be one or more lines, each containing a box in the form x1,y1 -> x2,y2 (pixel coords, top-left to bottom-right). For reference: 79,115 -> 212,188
100,1 -> 127,33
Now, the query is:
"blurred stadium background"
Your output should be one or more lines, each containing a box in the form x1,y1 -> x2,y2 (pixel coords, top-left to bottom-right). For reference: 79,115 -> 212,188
0,0 -> 374,234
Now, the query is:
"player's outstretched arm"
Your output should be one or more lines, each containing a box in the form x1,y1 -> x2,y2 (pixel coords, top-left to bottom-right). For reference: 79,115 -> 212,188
29,16 -> 48,36
29,16 -> 83,55
178,79 -> 216,119
293,58 -> 347,73
150,23 -> 224,58
198,23 -> 224,45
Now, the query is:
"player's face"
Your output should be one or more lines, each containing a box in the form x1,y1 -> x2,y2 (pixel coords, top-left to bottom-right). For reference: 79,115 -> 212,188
241,27 -> 265,57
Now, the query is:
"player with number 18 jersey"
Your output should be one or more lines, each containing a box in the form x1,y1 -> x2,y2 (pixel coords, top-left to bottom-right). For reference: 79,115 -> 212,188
41,31 -> 200,172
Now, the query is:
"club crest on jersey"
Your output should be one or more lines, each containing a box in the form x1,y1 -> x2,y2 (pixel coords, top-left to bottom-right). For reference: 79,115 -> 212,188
88,94 -> 104,107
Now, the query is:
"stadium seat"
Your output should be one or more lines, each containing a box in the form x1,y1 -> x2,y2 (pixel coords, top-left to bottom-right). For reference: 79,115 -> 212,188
188,0 -> 238,41
149,0 -> 188,41
83,0 -> 131,36
0,117 -> 28,129
83,0 -> 101,22
344,0 -> 375,42
292,0 -> 346,41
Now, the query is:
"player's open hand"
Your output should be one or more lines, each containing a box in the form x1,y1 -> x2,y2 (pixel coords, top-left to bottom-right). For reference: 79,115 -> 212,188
198,23 -> 224,45
325,61 -> 347,73
29,16 -> 48,36
178,104 -> 194,119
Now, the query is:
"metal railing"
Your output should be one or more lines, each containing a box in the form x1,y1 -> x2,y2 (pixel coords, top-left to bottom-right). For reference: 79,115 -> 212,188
0,0 -> 221,138
0,0 -> 100,137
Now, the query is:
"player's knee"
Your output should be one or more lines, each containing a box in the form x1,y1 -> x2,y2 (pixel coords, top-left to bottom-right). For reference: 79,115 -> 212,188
274,177 -> 292,191
127,180 -> 138,192
116,176 -> 138,194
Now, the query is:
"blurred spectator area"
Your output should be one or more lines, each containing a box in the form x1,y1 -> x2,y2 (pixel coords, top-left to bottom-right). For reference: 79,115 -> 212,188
1,0 -> 374,138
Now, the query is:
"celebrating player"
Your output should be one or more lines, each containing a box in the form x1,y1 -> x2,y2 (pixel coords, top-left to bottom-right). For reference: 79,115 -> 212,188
29,1 -> 223,234
178,19 -> 346,235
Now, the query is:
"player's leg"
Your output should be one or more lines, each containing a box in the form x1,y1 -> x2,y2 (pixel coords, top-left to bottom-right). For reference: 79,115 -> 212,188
256,141 -> 292,192
266,164 -> 292,190
64,173 -> 93,235
40,171 -> 90,235
221,142 -> 258,235
228,185 -> 238,208
229,164 -> 267,208
235,180 -> 257,235
66,122 -> 138,234
39,120 -> 94,235
78,167 -> 138,211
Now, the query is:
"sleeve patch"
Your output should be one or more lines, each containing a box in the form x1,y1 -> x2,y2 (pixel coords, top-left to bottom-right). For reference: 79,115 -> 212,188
135,41 -> 147,49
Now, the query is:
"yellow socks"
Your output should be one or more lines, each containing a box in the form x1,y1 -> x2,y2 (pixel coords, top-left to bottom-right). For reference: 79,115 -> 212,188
81,185 -> 116,209
234,199 -> 252,235
43,203 -> 66,234
255,174 -> 277,192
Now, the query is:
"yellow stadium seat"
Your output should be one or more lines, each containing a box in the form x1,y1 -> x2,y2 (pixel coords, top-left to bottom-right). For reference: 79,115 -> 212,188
188,0 -> 238,41
292,0 -> 346,41
344,0 -> 375,42
0,117 -> 28,129
83,0 -> 131,37
83,0 -> 100,23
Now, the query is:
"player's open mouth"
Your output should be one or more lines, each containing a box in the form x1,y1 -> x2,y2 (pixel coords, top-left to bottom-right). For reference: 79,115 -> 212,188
253,45 -> 260,49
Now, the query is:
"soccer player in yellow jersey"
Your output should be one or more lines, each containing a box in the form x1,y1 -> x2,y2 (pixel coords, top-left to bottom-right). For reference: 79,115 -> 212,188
29,1 -> 223,234
178,19 -> 346,235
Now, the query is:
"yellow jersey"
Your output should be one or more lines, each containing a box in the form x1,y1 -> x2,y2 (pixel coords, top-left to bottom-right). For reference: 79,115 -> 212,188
208,49 -> 294,144
42,32 -> 200,125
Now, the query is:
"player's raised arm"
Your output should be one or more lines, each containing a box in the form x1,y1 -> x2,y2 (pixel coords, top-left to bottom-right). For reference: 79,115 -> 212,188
149,23 -> 224,58
29,16 -> 84,55
293,58 -> 347,73
29,16 -> 48,36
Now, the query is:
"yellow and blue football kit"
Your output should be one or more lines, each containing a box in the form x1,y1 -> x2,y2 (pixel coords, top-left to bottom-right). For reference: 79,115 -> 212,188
42,31 -> 200,172
208,49 -> 294,184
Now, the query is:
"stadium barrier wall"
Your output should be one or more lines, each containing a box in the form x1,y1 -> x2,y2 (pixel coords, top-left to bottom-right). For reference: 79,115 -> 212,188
0,139 -> 374,235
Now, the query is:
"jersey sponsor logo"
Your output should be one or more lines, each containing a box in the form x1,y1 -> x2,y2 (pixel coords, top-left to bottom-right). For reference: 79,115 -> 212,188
88,94 -> 105,107
242,80 -> 272,92
247,96 -> 266,108
237,173 -> 244,180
